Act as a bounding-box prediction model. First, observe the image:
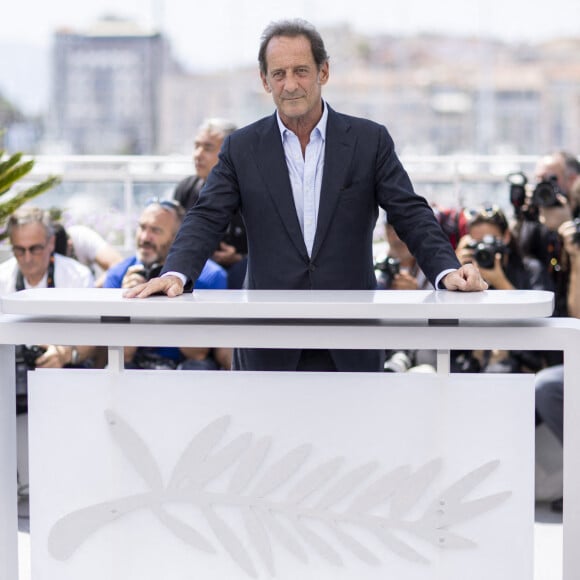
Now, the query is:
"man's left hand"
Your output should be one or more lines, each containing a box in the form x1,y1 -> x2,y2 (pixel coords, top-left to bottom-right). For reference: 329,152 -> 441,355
442,264 -> 488,292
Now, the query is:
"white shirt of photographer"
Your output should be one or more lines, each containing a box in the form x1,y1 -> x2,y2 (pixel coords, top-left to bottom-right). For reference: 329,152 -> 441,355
0,253 -> 95,296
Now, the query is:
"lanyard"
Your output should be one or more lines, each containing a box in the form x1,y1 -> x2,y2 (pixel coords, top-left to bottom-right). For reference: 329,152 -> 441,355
15,253 -> 55,291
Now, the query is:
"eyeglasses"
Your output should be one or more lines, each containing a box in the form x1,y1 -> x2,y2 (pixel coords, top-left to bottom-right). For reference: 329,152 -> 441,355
12,244 -> 47,257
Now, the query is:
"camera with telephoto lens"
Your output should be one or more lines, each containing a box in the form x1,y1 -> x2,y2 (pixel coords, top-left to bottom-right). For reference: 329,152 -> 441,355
466,235 -> 506,269
532,175 -> 565,207
374,256 -> 401,289
135,262 -> 163,281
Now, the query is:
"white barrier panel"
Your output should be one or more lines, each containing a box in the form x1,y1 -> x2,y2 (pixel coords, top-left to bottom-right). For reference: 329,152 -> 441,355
29,369 -> 533,580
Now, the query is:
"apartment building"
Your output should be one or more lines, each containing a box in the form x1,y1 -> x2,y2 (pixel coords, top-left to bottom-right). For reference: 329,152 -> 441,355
49,17 -> 172,154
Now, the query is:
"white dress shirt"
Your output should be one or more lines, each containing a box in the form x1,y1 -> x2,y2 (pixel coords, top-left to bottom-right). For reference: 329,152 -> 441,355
276,103 -> 328,256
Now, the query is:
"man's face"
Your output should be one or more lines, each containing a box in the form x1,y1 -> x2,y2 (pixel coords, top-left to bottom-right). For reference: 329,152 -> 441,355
135,205 -> 180,267
260,34 -> 329,127
11,222 -> 54,284
193,129 -> 224,180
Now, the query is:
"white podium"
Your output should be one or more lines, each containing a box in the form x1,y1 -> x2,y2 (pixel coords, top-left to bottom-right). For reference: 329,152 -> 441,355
0,288 -> 577,580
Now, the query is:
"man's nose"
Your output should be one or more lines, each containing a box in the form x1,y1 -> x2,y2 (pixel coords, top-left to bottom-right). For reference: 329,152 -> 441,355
138,229 -> 152,243
19,250 -> 34,263
284,74 -> 299,92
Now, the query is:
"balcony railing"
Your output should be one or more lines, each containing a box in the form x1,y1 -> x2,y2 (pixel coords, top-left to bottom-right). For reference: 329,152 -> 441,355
7,154 -> 541,253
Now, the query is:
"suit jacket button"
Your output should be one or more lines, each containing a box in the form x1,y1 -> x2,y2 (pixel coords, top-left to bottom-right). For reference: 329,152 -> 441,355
309,263 -> 316,272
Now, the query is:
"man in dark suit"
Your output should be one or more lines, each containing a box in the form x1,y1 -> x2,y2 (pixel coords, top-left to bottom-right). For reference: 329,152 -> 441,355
126,19 -> 487,371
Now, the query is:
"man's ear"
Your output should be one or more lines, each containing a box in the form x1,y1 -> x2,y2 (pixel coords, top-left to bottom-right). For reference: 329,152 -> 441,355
260,72 -> 271,93
317,61 -> 330,85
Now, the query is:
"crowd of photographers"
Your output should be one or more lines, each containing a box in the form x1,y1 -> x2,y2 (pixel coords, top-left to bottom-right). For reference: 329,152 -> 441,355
376,149 -> 580,512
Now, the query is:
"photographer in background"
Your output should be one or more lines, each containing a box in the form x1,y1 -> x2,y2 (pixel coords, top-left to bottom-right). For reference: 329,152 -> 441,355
103,199 -> 227,291
454,205 -> 553,373
0,206 -> 98,412
174,118 -> 248,289
510,151 -> 580,317
534,174 -> 580,512
457,205 -> 552,292
0,206 -> 99,501
103,199 -> 229,369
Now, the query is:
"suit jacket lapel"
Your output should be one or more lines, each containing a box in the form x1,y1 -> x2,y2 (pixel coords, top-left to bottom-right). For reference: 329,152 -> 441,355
254,114 -> 309,259
311,108 -> 356,261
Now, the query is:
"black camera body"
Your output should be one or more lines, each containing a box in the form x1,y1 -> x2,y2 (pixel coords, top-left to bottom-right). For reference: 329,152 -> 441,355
375,257 -> 401,289
466,235 -> 506,269
15,345 -> 47,406
135,262 -> 163,281
507,171 -> 562,221
532,175 -> 564,207
16,344 -> 46,369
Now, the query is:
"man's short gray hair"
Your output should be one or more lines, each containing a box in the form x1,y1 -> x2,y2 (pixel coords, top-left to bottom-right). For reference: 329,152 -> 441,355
197,118 -> 237,140
7,206 -> 54,240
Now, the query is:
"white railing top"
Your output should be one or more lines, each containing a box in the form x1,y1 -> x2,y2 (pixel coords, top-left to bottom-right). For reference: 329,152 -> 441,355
0,288 -> 554,322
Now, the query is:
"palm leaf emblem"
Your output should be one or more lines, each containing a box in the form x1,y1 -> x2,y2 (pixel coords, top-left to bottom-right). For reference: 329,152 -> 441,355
48,412 -> 511,577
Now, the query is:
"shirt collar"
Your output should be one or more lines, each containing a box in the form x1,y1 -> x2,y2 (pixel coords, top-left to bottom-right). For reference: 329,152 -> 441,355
276,100 -> 328,142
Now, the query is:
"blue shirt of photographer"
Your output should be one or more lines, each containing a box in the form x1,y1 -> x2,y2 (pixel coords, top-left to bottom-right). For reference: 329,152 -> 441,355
103,255 -> 227,289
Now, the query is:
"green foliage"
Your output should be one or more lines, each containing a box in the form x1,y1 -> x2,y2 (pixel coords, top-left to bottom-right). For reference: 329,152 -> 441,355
0,147 -> 61,240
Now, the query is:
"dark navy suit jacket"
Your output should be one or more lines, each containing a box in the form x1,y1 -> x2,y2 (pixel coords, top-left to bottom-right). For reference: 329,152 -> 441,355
162,105 -> 461,371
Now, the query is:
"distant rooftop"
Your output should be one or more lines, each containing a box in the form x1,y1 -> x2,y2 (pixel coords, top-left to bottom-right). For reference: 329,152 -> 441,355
56,16 -> 158,38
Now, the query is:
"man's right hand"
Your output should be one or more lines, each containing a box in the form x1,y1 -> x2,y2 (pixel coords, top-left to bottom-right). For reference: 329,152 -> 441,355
123,275 -> 184,298
121,264 -> 147,290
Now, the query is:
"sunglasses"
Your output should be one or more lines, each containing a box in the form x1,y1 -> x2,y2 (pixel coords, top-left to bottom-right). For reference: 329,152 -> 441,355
464,205 -> 508,231
146,197 -> 183,211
